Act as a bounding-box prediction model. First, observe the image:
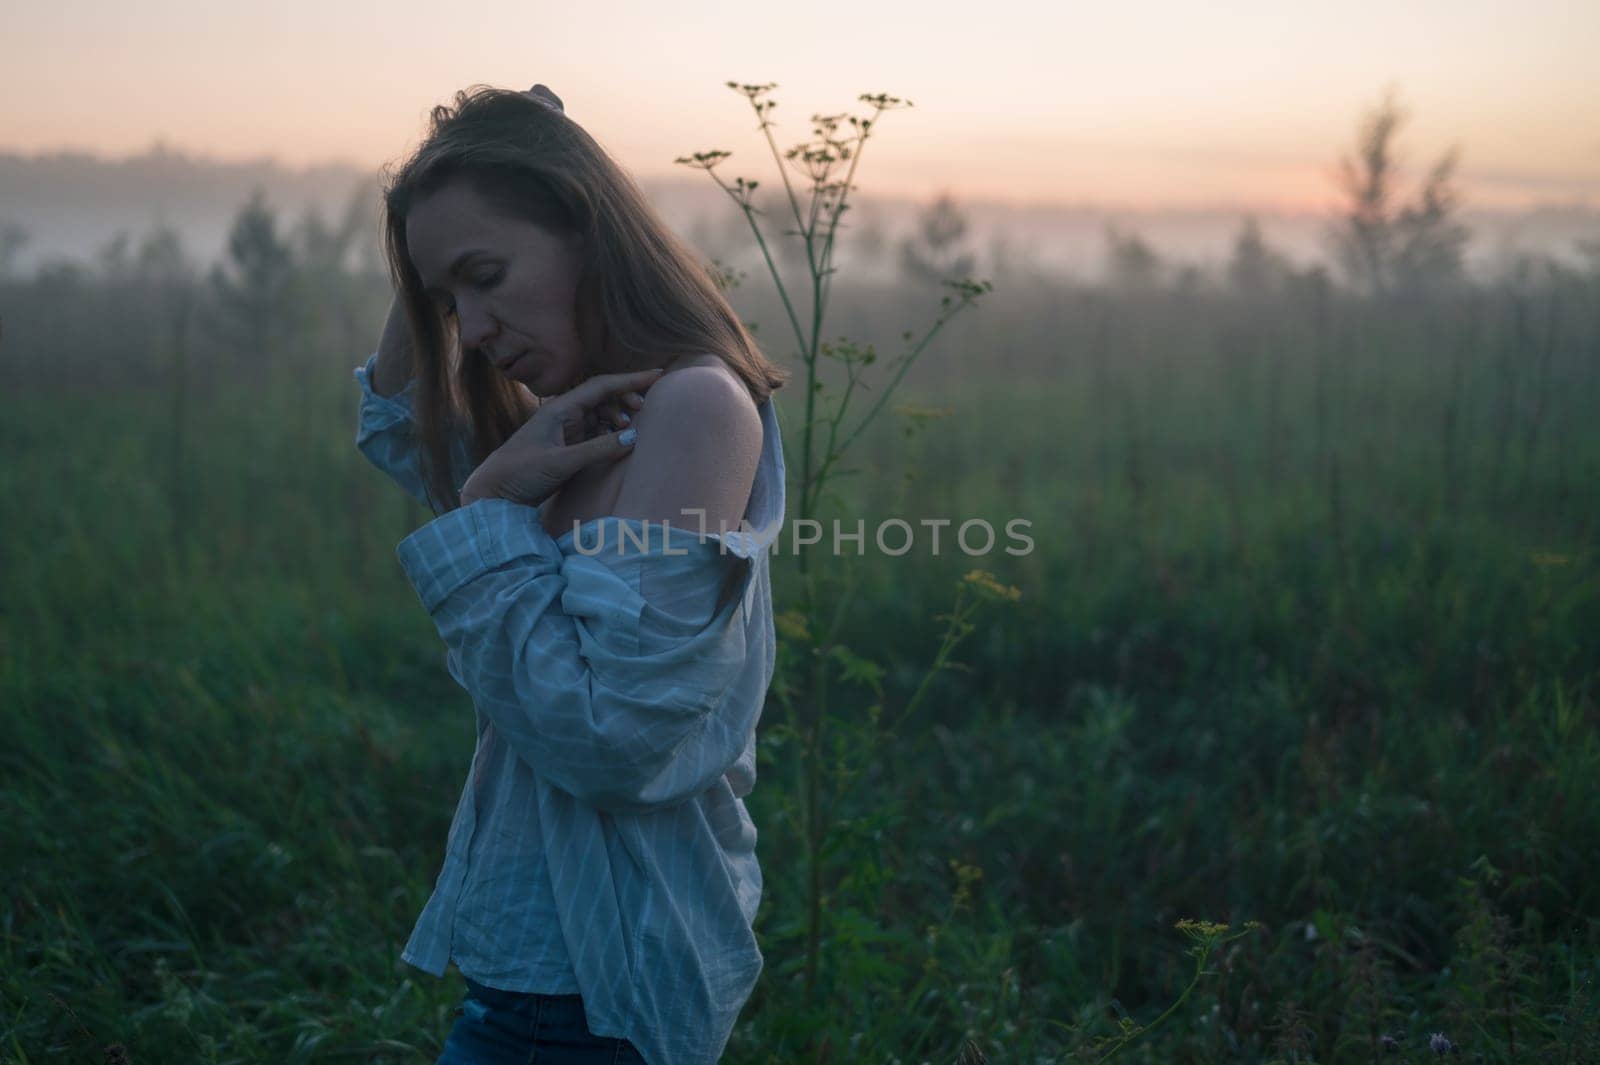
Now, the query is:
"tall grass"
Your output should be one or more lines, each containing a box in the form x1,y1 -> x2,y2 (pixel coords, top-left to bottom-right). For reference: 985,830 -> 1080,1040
1,234 -> 1597,1061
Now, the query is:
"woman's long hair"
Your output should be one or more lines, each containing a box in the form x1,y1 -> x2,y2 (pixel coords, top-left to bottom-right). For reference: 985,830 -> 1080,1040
380,84 -> 788,514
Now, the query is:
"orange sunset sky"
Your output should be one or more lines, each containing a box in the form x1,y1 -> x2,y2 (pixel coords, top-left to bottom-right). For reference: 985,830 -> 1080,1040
4,0 -> 1597,212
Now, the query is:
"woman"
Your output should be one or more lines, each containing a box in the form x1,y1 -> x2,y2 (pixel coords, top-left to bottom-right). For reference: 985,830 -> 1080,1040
352,83 -> 789,1065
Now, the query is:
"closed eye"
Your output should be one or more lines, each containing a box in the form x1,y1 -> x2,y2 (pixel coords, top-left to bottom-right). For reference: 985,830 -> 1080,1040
434,269 -> 504,317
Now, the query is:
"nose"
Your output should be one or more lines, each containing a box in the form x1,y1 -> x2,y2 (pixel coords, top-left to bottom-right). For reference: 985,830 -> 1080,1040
455,298 -> 499,353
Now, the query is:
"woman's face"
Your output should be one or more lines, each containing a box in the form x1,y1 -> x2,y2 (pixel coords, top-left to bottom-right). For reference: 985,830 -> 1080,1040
405,178 -> 589,397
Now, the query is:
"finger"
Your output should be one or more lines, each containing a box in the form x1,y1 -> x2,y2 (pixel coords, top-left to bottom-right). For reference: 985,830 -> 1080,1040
548,369 -> 665,418
582,399 -> 630,434
557,426 -> 638,478
599,399 -> 632,429
568,407 -> 602,446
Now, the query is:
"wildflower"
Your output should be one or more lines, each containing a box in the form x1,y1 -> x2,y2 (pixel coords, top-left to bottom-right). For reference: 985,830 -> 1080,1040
1173,918 -> 1230,941
961,569 -> 1021,603
1429,1031 -> 1452,1054
672,149 -> 731,170
775,609 -> 811,643
1379,1033 -> 1399,1053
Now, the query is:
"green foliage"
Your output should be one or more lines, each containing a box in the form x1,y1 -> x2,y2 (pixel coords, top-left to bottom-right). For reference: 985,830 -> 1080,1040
2,97 -> 1598,1065
678,82 -> 1010,1033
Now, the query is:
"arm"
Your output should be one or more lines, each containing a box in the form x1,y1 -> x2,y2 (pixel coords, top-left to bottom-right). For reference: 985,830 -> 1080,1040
369,294 -> 415,398
394,371 -> 768,815
352,298 -> 475,509
396,501 -> 763,815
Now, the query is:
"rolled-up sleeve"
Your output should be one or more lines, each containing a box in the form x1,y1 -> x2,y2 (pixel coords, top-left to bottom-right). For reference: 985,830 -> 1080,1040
353,352 -> 473,511
395,498 -> 762,816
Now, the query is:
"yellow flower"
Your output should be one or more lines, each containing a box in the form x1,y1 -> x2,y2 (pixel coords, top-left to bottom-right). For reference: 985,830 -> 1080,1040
961,569 -> 1022,602
775,609 -> 812,642
1174,918 -> 1230,940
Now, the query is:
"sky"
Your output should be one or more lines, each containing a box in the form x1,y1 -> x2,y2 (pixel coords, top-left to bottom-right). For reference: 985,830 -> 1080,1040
4,0 -> 1597,211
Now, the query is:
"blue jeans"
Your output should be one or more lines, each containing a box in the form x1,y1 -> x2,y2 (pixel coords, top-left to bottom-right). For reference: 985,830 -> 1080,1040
435,976 -> 647,1064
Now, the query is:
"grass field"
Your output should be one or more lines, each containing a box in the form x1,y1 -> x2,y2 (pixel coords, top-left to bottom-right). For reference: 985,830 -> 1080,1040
3,260 -> 1597,1062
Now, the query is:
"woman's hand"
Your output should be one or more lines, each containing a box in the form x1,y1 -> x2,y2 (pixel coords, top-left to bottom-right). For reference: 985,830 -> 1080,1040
579,388 -> 641,448
459,369 -> 662,508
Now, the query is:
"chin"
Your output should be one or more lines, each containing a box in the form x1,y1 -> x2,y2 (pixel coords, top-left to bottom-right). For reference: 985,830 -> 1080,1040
530,364 -> 583,396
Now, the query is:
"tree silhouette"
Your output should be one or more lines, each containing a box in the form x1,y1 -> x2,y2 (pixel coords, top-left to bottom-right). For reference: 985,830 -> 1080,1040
1104,224 -> 1163,290
293,178 -> 382,278
136,222 -> 199,568
1577,236 -> 1600,280
1329,87 -> 1469,297
206,187 -> 296,366
0,221 -> 32,281
898,191 -> 976,286
95,230 -> 136,284
292,204 -> 351,275
336,178 -> 386,280
1227,216 -> 1295,295
1391,147 -> 1470,295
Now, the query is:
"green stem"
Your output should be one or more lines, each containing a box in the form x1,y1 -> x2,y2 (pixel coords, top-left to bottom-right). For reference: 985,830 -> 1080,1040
827,295 -> 978,466
801,636 -> 830,999
882,596 -> 976,739
1092,946 -> 1214,1063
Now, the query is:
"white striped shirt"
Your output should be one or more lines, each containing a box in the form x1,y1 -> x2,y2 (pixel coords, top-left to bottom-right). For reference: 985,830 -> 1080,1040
353,353 -> 784,1065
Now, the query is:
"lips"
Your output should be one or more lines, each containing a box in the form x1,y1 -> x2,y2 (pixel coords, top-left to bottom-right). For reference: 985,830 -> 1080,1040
493,349 -> 529,373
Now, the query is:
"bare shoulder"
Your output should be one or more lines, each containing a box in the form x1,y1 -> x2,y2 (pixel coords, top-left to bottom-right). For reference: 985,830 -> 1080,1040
612,357 -> 764,531
652,358 -> 758,415
634,358 -> 762,465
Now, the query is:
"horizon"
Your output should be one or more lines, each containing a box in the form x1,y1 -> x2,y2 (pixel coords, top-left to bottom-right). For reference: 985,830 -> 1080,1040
3,134 -> 1597,284
5,138 -> 1597,221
